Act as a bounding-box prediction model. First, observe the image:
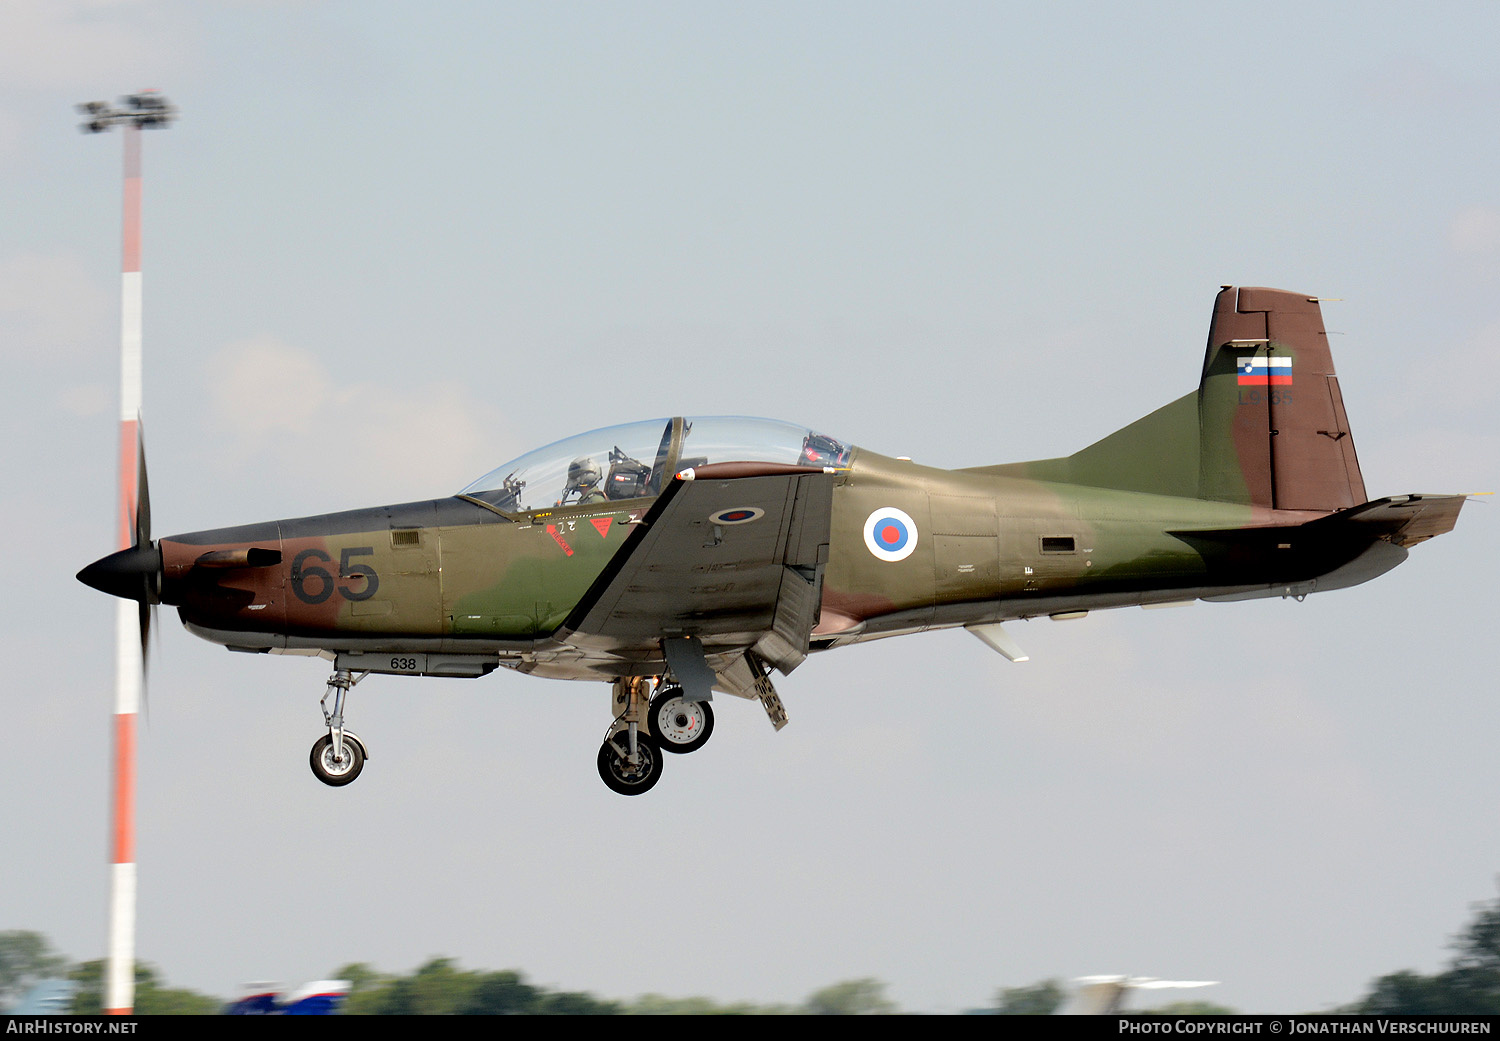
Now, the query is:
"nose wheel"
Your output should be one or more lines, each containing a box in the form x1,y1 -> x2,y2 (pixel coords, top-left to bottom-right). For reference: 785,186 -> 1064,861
311,732 -> 367,786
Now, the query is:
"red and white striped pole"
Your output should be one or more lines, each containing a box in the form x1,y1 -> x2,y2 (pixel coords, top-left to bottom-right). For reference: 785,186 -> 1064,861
107,119 -> 143,1018
79,92 -> 176,1016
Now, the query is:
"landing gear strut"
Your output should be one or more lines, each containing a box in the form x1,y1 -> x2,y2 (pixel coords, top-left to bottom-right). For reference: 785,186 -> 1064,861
311,668 -> 369,787
598,677 -> 663,796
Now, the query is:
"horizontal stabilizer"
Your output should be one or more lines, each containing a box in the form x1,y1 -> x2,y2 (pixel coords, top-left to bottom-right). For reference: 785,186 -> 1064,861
1173,494 -> 1465,550
1169,494 -> 1463,602
1308,493 -> 1467,547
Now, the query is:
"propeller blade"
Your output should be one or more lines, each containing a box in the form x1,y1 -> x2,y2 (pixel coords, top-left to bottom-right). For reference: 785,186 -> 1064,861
138,598 -> 151,724
134,419 -> 151,550
138,598 -> 151,662
138,600 -> 156,722
135,421 -> 154,717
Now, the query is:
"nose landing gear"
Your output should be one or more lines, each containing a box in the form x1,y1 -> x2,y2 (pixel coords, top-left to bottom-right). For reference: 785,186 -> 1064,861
310,668 -> 370,787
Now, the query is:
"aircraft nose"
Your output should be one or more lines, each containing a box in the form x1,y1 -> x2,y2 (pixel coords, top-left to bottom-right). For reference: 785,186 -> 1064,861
77,543 -> 162,603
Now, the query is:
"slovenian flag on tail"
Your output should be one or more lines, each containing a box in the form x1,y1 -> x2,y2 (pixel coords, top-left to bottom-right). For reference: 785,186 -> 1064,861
1237,356 -> 1292,385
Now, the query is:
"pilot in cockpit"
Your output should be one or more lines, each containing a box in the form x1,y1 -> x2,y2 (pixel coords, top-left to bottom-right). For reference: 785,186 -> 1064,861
561,457 -> 607,505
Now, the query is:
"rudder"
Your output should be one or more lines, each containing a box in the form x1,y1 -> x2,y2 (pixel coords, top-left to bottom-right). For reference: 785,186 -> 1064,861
1197,286 -> 1366,511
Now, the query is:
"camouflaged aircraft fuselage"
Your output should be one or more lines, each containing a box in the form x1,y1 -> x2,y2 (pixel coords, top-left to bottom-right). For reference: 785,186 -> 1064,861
155,451 -> 1358,676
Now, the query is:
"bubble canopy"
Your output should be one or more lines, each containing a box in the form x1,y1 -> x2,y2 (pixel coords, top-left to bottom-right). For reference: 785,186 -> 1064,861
458,416 -> 852,514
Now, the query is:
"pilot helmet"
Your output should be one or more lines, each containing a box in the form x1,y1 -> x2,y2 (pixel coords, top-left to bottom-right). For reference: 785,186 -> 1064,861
567,456 -> 601,492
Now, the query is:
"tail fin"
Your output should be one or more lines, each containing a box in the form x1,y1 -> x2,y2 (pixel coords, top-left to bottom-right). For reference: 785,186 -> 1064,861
1198,286 -> 1366,510
980,286 -> 1368,512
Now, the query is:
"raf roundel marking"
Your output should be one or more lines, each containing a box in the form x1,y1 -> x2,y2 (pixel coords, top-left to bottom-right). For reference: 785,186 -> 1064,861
709,506 -> 765,525
863,507 -> 918,562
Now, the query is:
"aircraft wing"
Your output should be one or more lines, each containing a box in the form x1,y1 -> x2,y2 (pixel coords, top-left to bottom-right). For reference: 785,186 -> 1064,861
558,462 -> 836,675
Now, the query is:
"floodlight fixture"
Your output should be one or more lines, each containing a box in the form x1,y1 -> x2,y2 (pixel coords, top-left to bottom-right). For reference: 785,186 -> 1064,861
77,91 -> 179,134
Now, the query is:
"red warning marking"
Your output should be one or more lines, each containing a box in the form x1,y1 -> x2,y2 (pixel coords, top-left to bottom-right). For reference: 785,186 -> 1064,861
591,517 -> 612,538
545,524 -> 574,556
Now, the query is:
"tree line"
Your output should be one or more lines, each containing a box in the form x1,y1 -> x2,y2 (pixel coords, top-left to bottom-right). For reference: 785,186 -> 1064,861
0,939 -> 902,1014
14,889 -> 1500,1015
1342,884 -> 1500,1015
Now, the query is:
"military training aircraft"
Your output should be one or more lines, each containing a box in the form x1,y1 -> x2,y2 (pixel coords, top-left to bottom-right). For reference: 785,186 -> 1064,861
78,286 -> 1466,795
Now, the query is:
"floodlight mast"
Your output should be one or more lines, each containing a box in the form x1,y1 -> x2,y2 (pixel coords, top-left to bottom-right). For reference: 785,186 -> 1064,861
78,91 -> 177,1018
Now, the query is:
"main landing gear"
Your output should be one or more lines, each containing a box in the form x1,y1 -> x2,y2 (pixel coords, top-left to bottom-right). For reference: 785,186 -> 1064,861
597,728 -> 663,796
648,682 -> 714,755
310,668 -> 370,787
598,677 -> 661,796
597,676 -> 716,795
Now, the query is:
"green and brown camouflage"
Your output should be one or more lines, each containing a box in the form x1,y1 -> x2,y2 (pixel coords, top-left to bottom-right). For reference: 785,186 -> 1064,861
77,286 -> 1465,791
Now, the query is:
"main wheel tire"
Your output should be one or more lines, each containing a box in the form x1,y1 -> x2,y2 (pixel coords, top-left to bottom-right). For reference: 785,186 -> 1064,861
596,731 -> 663,796
649,687 -> 714,754
310,733 -> 365,787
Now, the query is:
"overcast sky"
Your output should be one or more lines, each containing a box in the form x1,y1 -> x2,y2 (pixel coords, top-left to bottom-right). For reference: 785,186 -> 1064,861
2,1 -> 1496,1014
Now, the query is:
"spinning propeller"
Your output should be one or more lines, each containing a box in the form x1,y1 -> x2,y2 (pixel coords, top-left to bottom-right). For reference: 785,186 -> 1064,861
77,423 -> 160,662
